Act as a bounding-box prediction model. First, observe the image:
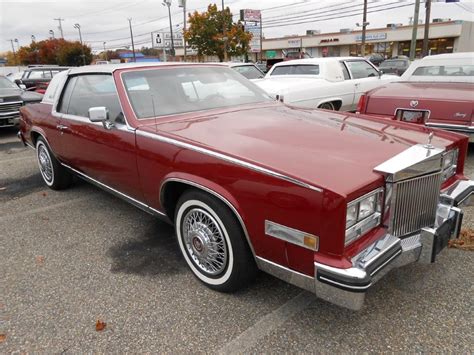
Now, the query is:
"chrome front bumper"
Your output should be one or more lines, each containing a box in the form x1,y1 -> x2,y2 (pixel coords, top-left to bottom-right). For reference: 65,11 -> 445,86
314,179 -> 474,311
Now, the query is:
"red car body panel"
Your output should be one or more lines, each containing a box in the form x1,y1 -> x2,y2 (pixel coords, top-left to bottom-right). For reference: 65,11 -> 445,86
18,64 -> 471,278
360,82 -> 474,126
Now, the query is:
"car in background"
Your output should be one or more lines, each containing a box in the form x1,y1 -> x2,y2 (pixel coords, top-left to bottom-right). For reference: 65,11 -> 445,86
366,53 -> 385,66
16,66 -> 69,93
5,71 -> 24,83
227,62 -> 265,81
254,57 -> 399,111
379,58 -> 411,76
357,52 -> 474,142
0,75 -> 43,127
18,62 -> 474,310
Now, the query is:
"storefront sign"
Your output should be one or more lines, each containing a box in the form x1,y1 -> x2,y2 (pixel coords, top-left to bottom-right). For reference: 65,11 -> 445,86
266,50 -> 277,58
287,38 -> 302,48
320,38 -> 339,44
355,33 -> 387,42
245,23 -> 261,53
240,9 -> 261,22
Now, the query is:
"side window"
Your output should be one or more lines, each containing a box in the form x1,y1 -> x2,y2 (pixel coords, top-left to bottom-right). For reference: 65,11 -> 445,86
28,70 -> 46,79
57,76 -> 77,114
345,60 -> 379,79
340,62 -> 351,80
66,74 -> 124,123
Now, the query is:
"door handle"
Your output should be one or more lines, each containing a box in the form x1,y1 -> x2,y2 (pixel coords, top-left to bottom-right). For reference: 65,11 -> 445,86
56,124 -> 69,130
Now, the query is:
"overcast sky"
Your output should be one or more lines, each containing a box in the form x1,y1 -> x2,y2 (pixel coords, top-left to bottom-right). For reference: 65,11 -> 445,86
1,0 -> 473,53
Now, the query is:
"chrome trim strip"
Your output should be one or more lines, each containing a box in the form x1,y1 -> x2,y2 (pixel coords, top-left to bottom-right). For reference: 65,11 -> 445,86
0,111 -> 21,116
160,177 -> 257,258
369,248 -> 402,277
139,130 -> 323,193
255,256 -> 315,293
318,276 -> 372,291
426,122 -> 474,132
61,163 -> 168,219
0,101 -> 23,105
265,220 -> 319,251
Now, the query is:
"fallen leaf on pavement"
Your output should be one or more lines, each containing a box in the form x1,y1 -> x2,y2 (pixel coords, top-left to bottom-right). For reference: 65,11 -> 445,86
35,255 -> 45,265
448,229 -> 474,251
95,320 -> 107,331
41,192 -> 47,197
0,334 -> 6,343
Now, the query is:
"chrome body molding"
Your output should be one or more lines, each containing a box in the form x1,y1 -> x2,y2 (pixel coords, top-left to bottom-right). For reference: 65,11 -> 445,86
138,130 -> 323,193
159,177 -> 257,258
255,256 -> 315,293
265,220 -> 318,251
61,163 -> 169,220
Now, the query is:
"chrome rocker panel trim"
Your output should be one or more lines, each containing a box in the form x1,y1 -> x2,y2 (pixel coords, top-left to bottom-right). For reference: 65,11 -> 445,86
259,179 -> 473,311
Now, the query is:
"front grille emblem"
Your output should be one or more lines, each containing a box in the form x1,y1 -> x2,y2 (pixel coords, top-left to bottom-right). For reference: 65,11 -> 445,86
410,100 -> 419,108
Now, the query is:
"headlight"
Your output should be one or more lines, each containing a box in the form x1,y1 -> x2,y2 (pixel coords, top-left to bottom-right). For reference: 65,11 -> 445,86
442,149 -> 458,182
345,188 -> 383,246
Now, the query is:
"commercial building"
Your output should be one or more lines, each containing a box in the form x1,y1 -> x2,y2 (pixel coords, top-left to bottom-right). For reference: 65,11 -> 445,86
262,20 -> 474,60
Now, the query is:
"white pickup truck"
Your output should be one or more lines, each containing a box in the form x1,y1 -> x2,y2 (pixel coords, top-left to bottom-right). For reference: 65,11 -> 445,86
255,57 -> 399,111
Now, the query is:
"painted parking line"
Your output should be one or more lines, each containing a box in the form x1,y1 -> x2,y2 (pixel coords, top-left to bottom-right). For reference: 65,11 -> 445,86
218,291 -> 315,354
0,195 -> 94,222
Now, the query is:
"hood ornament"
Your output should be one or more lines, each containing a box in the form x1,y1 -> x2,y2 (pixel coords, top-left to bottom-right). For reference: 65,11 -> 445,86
410,100 -> 419,108
424,132 -> 435,150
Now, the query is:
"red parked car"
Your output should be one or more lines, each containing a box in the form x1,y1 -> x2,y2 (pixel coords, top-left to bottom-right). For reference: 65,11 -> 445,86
18,63 -> 473,310
357,53 -> 474,142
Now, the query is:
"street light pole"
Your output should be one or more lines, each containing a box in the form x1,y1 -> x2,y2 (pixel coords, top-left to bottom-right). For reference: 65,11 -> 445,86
14,38 -> 20,51
49,29 -> 55,39
103,42 -> 108,61
163,1 -> 175,57
54,18 -> 65,38
179,0 -> 186,61
128,18 -> 137,62
8,39 -> 17,65
74,23 -> 86,66
409,0 -> 421,61
360,0 -> 368,57
422,0 -> 431,57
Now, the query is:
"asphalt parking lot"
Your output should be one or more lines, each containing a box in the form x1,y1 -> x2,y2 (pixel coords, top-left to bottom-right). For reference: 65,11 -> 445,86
1,126 -> 473,353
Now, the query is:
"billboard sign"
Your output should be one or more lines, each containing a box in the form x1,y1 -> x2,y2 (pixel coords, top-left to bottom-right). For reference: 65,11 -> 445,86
245,23 -> 261,53
155,32 -> 184,48
287,38 -> 302,48
240,9 -> 261,22
355,33 -> 387,41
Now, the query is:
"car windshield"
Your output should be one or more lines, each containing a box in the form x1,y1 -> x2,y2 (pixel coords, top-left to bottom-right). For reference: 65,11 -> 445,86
0,76 -> 19,89
232,65 -> 264,79
122,66 -> 272,119
270,65 -> 320,76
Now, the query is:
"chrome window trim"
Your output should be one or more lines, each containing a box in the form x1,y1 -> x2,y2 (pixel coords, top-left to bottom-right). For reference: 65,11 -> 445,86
139,130 -> 323,193
160,177 -> 257,258
61,162 -> 167,219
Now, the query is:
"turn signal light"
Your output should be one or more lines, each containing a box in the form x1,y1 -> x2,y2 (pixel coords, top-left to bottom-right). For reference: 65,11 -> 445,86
356,94 -> 367,113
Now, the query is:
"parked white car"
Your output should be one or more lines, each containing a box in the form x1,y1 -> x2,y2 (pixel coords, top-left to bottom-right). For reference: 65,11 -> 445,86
254,57 -> 399,111
226,62 -> 265,81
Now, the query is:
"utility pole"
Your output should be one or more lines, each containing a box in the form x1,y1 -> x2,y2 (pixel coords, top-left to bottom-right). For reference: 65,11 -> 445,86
179,0 -> 187,61
360,0 -> 368,57
409,0 -> 421,61
9,39 -> 17,65
74,23 -> 86,66
103,42 -> 108,61
54,18 -> 65,38
162,1 -> 175,57
422,0 -> 431,57
222,0 -> 228,61
128,18 -> 137,62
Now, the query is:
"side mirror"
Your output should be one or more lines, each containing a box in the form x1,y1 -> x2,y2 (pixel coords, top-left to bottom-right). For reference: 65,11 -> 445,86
378,70 -> 383,78
18,84 -> 27,90
88,106 -> 114,129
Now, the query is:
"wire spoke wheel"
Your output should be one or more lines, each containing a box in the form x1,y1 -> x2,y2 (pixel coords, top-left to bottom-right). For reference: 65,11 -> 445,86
37,143 -> 53,184
182,208 -> 228,276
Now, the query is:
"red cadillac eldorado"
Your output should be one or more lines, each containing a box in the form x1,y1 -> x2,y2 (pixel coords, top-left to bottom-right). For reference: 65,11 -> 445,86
357,53 -> 474,143
18,63 -> 474,310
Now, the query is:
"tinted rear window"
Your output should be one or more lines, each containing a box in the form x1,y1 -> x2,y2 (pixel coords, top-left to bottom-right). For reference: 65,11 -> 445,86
412,65 -> 474,77
271,65 -> 320,76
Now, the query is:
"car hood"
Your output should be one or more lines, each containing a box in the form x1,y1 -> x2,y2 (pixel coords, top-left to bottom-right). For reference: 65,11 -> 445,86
143,103 -> 458,197
0,88 -> 23,101
368,82 -> 474,101
21,90 -> 44,103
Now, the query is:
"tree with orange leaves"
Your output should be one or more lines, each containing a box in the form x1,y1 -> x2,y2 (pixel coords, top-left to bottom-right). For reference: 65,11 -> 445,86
17,39 -> 92,66
184,4 -> 252,62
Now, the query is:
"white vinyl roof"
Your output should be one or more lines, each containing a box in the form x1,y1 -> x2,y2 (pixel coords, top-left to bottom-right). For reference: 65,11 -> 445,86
68,62 -> 227,75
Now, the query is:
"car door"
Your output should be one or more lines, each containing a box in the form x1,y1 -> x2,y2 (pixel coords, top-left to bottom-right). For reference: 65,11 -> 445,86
337,61 -> 356,111
55,73 -> 144,201
344,59 -> 381,110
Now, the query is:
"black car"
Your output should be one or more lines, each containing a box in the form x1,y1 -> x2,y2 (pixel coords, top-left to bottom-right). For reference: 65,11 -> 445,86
0,76 -> 43,127
366,53 -> 385,66
16,66 -> 69,90
378,58 -> 411,76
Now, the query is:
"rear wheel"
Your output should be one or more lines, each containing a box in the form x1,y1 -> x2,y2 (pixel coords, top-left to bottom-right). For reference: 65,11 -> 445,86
36,137 -> 72,190
175,190 -> 256,292
318,102 -> 336,110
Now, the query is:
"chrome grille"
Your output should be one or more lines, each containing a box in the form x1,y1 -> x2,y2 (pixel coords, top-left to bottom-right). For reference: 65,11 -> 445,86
389,171 -> 442,237
0,101 -> 22,114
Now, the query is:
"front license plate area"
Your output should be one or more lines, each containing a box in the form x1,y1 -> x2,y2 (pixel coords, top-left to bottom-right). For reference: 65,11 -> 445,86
395,109 -> 429,123
431,212 -> 463,261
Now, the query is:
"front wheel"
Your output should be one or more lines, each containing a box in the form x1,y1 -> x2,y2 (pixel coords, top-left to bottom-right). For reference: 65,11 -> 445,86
175,190 -> 257,292
36,137 -> 72,190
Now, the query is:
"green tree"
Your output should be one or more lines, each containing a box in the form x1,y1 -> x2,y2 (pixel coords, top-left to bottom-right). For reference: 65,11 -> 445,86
184,4 -> 252,62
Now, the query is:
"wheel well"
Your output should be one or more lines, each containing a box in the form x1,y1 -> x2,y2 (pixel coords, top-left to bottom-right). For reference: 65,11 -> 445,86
160,181 -> 190,221
319,100 -> 342,111
30,131 -> 40,146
